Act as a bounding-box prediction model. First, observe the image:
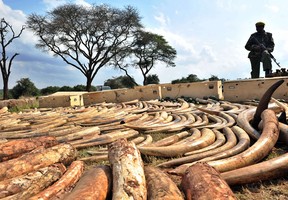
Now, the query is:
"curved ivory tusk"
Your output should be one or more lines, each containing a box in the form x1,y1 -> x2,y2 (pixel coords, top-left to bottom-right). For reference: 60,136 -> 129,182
168,125 -> 251,174
137,135 -> 153,147
196,114 -> 223,129
138,128 -> 215,157
219,112 -> 236,127
145,131 -> 190,147
184,129 -> 226,155
221,152 -> 288,186
124,113 -> 182,131
165,126 -> 237,170
220,102 -> 242,114
197,126 -> 250,163
185,113 -> 209,128
145,113 -> 195,133
278,122 -> 288,145
271,97 -> 288,113
207,109 -> 279,173
185,127 -> 237,157
172,128 -> 201,145
251,79 -> 284,129
143,114 -> 187,133
236,107 -> 260,140
130,136 -> 146,145
71,129 -> 139,149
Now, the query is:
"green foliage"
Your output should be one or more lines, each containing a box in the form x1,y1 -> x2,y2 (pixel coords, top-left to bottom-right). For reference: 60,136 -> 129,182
40,86 -> 60,95
104,76 -> 137,89
171,74 -> 202,84
73,84 -> 96,91
208,75 -> 227,82
10,78 -> 40,99
73,84 -> 86,91
8,101 -> 39,113
40,84 -> 97,95
208,75 -> 220,81
120,76 -> 138,88
146,74 -> 160,84
59,86 -> 74,91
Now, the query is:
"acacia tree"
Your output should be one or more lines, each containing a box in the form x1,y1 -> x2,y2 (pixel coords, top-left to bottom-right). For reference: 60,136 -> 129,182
0,18 -> 25,99
132,31 -> 176,85
27,4 -> 142,91
112,30 -> 176,85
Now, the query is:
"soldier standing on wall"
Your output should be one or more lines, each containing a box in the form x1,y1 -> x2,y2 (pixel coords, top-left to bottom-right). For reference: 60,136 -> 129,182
245,22 -> 275,78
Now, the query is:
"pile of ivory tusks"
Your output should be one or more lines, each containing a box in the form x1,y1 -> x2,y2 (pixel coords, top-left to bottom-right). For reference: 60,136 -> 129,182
0,93 -> 288,198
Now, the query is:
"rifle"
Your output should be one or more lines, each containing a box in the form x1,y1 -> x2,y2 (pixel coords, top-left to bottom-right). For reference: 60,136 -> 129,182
252,36 -> 281,68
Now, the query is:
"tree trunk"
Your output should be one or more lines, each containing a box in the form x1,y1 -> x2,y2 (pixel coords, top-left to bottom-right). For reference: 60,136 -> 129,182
108,138 -> 147,200
3,76 -> 9,100
0,136 -> 58,161
63,165 -> 112,200
0,143 -> 76,181
143,75 -> 148,85
181,162 -> 236,200
86,76 -> 93,92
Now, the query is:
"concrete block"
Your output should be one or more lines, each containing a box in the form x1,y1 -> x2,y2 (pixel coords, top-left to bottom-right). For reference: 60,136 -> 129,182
160,81 -> 223,100
83,90 -> 117,105
39,92 -> 86,108
133,85 -> 162,101
223,77 -> 288,102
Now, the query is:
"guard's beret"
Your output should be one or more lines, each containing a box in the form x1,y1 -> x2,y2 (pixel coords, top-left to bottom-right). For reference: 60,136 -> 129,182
255,22 -> 265,27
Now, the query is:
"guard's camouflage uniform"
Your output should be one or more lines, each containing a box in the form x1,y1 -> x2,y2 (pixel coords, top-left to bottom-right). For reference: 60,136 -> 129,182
245,31 -> 275,78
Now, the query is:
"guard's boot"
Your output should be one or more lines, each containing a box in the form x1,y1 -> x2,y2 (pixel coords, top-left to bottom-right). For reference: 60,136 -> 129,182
265,69 -> 272,77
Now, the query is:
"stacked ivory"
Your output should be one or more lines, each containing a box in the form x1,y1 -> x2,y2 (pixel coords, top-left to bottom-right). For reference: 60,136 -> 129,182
0,86 -> 287,199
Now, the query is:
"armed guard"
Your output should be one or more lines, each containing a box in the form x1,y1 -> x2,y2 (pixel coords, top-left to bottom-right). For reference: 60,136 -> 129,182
245,22 -> 275,78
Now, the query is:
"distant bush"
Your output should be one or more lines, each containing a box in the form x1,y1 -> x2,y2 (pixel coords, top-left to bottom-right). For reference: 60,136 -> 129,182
10,78 -> 40,99
40,86 -> 60,96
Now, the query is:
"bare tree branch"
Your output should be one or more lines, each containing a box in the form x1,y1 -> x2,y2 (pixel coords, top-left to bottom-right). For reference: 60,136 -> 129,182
0,18 -> 25,99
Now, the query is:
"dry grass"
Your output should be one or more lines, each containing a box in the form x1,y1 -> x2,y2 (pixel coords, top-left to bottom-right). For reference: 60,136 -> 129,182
231,143 -> 288,200
232,178 -> 288,200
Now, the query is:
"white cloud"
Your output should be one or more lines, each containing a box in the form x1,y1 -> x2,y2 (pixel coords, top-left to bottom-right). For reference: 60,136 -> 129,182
0,1 -> 26,31
216,0 -> 233,9
154,12 -> 169,27
199,46 -> 217,63
74,0 -> 91,7
42,0 -> 67,10
146,26 -> 198,58
264,4 -> 279,12
42,0 -> 91,10
66,65 -> 77,71
2,0 -> 288,88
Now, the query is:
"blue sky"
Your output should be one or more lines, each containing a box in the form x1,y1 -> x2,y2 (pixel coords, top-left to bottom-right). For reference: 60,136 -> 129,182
1,0 -> 288,89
